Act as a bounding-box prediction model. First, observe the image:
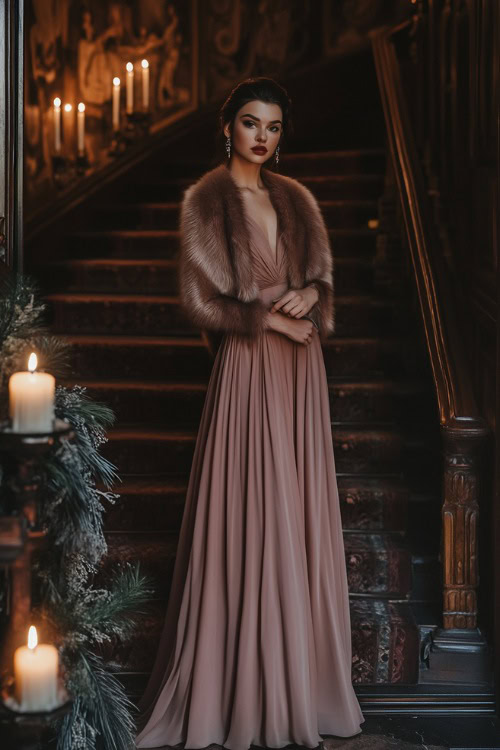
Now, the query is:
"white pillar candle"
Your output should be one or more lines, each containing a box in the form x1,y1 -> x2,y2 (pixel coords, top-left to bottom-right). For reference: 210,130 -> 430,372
63,103 -> 74,157
126,62 -> 134,114
77,102 -> 85,154
9,353 -> 55,433
53,98 -> 61,153
141,59 -> 149,111
14,626 -> 59,712
112,76 -> 120,131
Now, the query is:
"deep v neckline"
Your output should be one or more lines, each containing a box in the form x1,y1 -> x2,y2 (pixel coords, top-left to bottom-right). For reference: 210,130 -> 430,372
245,213 -> 280,266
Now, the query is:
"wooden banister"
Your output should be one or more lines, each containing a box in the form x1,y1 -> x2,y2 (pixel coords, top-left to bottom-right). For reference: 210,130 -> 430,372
370,24 -> 490,640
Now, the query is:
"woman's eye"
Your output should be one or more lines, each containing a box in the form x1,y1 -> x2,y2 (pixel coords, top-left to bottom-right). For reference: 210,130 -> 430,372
243,121 -> 280,133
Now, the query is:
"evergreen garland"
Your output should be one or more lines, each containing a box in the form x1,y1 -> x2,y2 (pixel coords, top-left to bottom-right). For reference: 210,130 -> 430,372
0,273 -> 153,749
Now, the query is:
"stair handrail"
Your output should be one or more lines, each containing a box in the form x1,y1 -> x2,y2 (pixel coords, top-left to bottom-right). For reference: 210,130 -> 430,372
372,22 -> 480,425
370,23 -> 490,642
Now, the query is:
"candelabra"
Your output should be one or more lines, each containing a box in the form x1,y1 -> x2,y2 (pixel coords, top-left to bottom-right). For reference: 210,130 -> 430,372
0,419 -> 74,748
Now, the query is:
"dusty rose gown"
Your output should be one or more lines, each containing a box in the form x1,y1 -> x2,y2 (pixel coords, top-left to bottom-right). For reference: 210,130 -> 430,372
135,213 -> 365,749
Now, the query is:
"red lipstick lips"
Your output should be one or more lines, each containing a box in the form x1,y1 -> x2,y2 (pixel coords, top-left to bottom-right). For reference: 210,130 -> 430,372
251,146 -> 268,154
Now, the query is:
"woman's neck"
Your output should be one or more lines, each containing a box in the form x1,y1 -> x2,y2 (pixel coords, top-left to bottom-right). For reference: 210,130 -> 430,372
227,156 -> 266,191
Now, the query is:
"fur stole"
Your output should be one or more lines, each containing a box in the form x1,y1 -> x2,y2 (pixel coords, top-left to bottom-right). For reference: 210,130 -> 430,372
178,162 -> 334,354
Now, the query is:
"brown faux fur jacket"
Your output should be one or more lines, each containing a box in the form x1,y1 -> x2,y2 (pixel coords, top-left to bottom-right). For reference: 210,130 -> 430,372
178,162 -> 334,355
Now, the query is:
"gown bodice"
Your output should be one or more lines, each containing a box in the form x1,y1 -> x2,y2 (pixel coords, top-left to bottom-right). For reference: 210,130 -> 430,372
245,213 -> 289,308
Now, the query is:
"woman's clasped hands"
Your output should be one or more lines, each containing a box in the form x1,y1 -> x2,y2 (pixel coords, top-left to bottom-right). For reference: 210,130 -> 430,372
266,286 -> 319,345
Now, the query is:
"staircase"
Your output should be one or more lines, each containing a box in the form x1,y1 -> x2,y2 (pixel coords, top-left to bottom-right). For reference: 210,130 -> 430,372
32,147 -> 443,696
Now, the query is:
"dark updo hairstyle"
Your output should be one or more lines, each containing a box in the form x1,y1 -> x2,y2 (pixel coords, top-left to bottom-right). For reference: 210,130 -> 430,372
214,76 -> 293,171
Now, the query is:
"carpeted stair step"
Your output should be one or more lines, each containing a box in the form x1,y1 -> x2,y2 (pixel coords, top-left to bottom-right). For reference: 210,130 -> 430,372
45,293 -> 403,337
100,426 -> 404,477
63,380 -> 208,428
334,257 -> 375,294
329,378 -> 429,425
330,228 -> 378,258
96,597 -> 419,685
45,293 -> 193,336
117,173 -> 385,204
66,229 -> 180,259
277,149 -> 386,176
294,174 -> 384,201
337,476 -> 409,532
61,377 -> 429,428
64,227 -> 378,260
101,475 -> 410,534
64,334 -> 212,381
91,199 -> 379,232
63,334 -> 419,381
37,259 -> 179,296
103,476 -> 187,532
99,529 -> 411,601
146,149 -> 387,179
35,255 -> 376,296
323,336 -> 420,378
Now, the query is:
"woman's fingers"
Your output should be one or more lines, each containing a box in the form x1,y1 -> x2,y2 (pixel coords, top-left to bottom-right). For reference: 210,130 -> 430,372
271,290 -> 295,312
285,300 -> 307,317
273,291 -> 306,316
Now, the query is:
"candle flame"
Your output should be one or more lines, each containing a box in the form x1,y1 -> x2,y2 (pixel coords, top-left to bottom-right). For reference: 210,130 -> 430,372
28,352 -> 37,372
78,102 -> 85,112
64,103 -> 72,112
126,62 -> 133,72
141,59 -> 149,69
113,76 -> 121,86
53,97 -> 61,108
28,625 -> 38,650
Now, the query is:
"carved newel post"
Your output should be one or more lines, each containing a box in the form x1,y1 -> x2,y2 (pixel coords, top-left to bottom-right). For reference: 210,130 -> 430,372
429,417 -> 492,682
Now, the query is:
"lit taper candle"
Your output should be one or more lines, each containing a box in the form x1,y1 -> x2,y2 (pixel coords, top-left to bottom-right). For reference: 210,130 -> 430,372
112,76 -> 121,130
141,59 -> 149,111
77,102 -> 85,154
53,98 -> 62,153
126,62 -> 134,114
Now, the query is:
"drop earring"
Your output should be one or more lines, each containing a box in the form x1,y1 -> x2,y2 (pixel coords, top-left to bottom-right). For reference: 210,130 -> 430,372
226,136 -> 231,159
275,145 -> 280,166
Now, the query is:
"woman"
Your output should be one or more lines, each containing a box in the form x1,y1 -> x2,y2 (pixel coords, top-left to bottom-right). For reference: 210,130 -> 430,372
135,77 -> 365,750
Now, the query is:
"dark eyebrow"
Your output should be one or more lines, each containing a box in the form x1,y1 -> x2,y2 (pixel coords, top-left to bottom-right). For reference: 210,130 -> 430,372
240,113 -> 282,124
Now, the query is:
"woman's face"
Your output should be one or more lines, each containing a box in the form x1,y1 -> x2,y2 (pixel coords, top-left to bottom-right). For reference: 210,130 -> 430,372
224,99 -> 283,165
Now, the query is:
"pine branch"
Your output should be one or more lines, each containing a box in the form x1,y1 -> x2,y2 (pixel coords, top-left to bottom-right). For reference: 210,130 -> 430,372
78,649 -> 137,750
82,564 -> 155,640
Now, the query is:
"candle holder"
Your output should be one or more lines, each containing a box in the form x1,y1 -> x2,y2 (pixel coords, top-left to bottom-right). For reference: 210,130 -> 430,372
126,110 -> 152,138
108,130 -> 128,157
124,111 -> 136,132
0,418 -> 73,517
75,151 -> 90,176
0,681 -> 72,750
0,418 -> 73,523
0,418 -> 74,683
50,154 -> 71,190
0,418 -> 73,455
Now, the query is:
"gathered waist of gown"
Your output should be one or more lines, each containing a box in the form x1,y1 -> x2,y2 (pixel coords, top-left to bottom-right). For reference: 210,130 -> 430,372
257,280 -> 289,308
